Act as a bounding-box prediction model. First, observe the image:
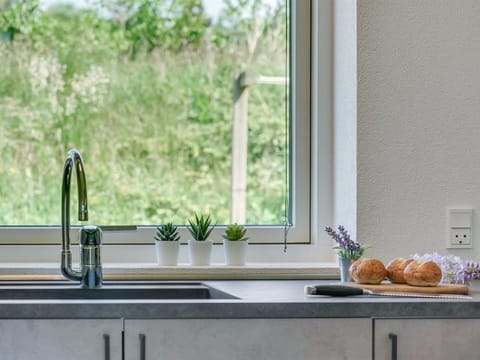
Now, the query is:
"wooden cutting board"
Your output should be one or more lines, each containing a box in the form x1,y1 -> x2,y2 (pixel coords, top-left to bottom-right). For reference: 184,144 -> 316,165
348,282 -> 469,295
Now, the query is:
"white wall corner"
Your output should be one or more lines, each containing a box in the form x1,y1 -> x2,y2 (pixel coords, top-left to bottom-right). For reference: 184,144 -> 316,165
332,0 -> 358,240
311,0 -> 358,262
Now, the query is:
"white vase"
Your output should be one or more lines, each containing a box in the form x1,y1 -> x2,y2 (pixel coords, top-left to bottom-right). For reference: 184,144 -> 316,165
188,240 -> 213,266
224,240 -> 248,266
155,241 -> 180,266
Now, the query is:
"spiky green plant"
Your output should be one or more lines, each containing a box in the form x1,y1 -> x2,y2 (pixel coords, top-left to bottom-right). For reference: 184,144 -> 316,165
187,213 -> 214,241
222,223 -> 248,241
155,222 -> 180,242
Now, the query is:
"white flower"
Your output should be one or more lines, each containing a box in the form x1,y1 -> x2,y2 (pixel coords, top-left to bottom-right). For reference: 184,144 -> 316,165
71,65 -> 110,108
28,55 -> 65,96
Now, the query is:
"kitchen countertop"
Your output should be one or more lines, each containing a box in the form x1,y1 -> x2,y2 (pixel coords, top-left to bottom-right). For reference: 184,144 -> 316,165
0,280 -> 479,319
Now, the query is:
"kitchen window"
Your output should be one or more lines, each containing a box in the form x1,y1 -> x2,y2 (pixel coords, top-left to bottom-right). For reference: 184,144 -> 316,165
0,0 -> 322,262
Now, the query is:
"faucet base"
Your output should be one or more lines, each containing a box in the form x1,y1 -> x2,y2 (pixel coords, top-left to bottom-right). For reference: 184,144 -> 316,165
81,265 -> 103,289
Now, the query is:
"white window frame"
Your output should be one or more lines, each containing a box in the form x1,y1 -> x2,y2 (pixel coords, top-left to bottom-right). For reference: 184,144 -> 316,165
0,0 -> 335,263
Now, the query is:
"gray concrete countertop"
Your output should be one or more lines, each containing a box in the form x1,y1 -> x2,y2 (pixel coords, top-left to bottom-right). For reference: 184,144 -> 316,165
0,280 -> 479,319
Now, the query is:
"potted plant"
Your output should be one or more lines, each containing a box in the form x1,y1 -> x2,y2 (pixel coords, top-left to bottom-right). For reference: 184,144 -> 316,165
325,225 -> 367,282
154,222 -> 181,266
187,213 -> 215,266
223,223 -> 248,266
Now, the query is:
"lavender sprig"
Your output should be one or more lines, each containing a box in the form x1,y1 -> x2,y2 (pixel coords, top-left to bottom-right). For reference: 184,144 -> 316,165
325,225 -> 366,260
461,261 -> 480,283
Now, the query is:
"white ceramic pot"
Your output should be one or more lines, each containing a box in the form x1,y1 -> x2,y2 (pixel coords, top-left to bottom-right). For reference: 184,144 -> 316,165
223,239 -> 248,266
188,240 -> 213,266
155,241 -> 180,266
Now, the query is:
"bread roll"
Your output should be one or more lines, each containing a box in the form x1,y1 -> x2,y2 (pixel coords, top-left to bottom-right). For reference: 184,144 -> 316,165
404,260 -> 442,287
349,258 -> 387,284
386,258 -> 414,284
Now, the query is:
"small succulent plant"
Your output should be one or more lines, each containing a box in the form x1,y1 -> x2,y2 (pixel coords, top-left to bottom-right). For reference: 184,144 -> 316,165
188,213 -> 214,241
223,223 -> 248,241
155,222 -> 180,242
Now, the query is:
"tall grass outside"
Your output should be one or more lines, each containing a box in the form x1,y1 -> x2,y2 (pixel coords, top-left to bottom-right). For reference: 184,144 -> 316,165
0,0 -> 289,226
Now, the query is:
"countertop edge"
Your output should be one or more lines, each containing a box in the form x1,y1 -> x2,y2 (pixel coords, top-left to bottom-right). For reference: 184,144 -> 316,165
0,280 -> 478,319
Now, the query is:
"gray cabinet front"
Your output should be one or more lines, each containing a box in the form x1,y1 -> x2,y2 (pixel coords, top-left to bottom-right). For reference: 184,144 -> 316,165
124,318 -> 371,360
0,319 -> 122,360
374,318 -> 480,360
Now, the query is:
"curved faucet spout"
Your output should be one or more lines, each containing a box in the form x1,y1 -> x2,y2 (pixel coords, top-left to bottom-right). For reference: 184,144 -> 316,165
61,149 -> 88,282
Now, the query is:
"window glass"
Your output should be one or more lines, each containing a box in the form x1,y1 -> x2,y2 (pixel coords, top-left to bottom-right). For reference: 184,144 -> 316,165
0,0 -> 289,226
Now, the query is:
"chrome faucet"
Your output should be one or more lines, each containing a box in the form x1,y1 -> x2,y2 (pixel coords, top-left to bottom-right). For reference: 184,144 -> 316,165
61,149 -> 103,288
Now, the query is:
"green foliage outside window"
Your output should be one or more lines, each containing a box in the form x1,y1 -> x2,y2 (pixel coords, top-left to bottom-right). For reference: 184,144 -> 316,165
0,0 -> 288,225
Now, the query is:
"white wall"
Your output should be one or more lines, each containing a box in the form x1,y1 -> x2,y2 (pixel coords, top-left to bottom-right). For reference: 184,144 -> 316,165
333,0 -> 357,238
357,0 -> 480,262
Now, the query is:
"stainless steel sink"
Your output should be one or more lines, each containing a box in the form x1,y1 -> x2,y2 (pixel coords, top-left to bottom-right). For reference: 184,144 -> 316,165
0,281 -> 238,300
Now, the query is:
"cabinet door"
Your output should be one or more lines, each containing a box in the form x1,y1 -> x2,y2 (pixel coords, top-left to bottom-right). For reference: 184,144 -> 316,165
375,319 -> 480,360
0,319 -> 122,360
125,318 -> 371,360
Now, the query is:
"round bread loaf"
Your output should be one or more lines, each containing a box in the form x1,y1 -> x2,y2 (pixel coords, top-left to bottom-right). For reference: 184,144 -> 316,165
386,258 -> 414,284
403,260 -> 442,287
349,258 -> 387,284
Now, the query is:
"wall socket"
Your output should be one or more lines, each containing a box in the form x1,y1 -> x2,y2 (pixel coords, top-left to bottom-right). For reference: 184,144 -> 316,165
447,209 -> 473,249
450,228 -> 472,246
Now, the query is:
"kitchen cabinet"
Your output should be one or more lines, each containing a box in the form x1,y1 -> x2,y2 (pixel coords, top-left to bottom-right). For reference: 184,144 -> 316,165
0,319 -> 122,360
374,318 -> 480,360
124,318 -> 372,360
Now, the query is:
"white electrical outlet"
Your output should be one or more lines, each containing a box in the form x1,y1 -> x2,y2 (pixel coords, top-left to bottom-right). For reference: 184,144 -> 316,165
447,209 -> 473,249
450,228 -> 472,246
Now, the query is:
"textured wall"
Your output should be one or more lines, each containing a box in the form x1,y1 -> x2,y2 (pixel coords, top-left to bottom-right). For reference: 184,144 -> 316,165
357,0 -> 480,261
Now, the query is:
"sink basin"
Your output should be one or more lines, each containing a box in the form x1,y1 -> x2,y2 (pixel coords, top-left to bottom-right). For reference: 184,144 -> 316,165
0,281 -> 238,300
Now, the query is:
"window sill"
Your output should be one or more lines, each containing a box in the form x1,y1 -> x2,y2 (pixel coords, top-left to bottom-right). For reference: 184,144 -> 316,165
0,262 -> 339,281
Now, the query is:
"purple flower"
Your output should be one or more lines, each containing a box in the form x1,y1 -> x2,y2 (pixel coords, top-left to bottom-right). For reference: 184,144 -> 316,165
325,225 -> 366,260
461,261 -> 480,283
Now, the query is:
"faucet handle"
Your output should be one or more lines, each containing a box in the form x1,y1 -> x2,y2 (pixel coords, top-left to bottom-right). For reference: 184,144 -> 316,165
79,225 -> 102,246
